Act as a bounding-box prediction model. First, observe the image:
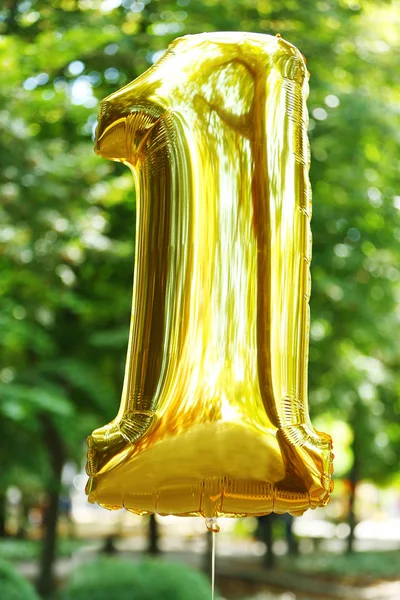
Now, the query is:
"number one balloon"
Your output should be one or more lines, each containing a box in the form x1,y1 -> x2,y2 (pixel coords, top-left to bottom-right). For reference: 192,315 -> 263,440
86,32 -> 333,518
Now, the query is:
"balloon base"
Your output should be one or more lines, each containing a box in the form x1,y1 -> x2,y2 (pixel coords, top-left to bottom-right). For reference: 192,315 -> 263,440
86,420 -> 332,517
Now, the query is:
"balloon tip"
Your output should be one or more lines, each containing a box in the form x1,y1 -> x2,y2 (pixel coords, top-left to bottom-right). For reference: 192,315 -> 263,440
205,517 -> 220,533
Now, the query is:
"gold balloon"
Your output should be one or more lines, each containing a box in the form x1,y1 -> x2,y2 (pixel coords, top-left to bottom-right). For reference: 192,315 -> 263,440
86,32 -> 333,518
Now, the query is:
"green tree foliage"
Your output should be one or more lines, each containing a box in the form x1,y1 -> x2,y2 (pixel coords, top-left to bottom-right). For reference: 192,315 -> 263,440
0,0 -> 399,555
305,2 -> 400,485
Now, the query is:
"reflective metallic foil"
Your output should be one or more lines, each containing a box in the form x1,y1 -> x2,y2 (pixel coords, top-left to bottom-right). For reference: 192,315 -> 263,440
86,32 -> 333,518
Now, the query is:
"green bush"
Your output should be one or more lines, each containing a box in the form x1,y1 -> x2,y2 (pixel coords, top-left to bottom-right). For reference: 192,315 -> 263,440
0,560 -> 40,600
64,557 -> 215,600
286,549 -> 400,580
0,538 -> 85,562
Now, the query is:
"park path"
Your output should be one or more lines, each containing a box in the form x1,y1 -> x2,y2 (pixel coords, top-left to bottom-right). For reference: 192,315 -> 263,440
16,547 -> 400,600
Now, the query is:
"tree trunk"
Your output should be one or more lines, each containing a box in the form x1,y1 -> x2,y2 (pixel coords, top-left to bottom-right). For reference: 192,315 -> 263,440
347,467 -> 358,553
147,514 -> 160,555
284,514 -> 298,556
102,535 -> 117,554
17,496 -> 30,539
347,403 -> 361,554
37,414 -> 65,597
0,492 -> 7,537
262,514 -> 274,568
203,530 -> 213,577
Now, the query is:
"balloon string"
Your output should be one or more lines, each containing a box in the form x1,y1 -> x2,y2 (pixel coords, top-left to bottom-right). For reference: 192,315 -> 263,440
205,517 -> 219,599
211,530 -> 216,600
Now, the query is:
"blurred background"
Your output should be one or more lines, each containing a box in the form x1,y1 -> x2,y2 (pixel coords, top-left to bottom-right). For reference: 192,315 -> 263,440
0,0 -> 399,599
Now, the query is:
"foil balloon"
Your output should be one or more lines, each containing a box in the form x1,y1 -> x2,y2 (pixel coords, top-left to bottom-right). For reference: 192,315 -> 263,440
86,32 -> 333,518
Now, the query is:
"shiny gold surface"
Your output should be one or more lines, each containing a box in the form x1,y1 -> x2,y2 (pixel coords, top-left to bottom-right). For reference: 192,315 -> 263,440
86,32 -> 333,517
